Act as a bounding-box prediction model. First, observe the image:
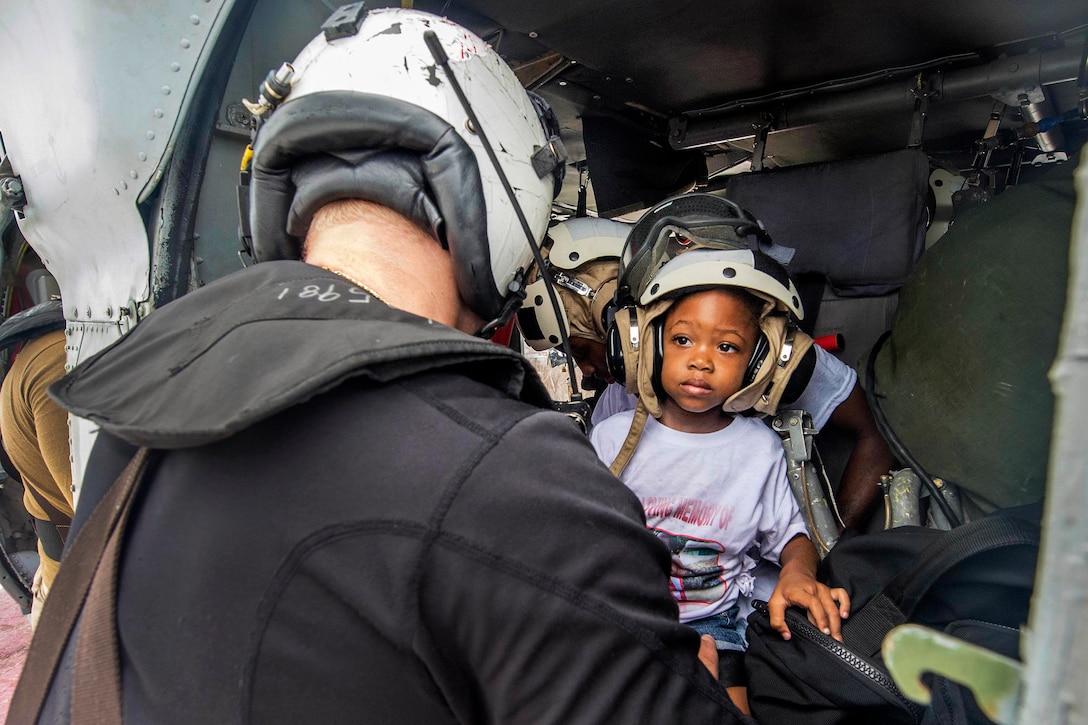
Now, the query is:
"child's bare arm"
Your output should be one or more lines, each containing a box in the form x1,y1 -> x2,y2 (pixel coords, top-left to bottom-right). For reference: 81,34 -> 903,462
767,534 -> 851,641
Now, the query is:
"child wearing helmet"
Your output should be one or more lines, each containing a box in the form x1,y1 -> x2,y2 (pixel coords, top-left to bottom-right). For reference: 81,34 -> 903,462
523,201 -> 892,531
590,206 -> 851,714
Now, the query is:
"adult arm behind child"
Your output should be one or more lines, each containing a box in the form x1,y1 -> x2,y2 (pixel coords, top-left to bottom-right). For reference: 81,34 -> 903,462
827,383 -> 895,529
767,534 -> 851,641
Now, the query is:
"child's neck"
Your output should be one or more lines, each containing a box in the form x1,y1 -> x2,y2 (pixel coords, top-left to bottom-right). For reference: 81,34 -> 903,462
659,400 -> 734,434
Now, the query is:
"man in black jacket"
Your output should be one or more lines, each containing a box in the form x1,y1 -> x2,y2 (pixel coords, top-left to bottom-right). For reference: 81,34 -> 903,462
13,7 -> 748,724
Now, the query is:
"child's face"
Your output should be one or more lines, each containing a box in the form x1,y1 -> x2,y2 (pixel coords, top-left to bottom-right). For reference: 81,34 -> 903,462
659,289 -> 760,432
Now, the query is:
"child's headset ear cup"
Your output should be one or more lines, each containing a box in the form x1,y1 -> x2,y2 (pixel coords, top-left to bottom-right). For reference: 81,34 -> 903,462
604,304 -> 632,385
651,316 -> 666,403
744,334 -> 770,387
604,320 -> 626,384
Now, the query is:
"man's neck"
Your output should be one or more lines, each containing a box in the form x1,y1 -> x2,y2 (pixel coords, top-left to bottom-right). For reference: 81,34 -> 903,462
303,208 -> 484,334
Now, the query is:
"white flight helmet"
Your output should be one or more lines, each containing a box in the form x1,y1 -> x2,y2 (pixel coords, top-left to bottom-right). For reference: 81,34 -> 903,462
246,6 -> 565,324
516,217 -> 630,350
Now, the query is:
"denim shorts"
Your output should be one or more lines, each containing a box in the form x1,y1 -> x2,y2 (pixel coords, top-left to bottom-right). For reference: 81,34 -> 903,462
688,603 -> 747,653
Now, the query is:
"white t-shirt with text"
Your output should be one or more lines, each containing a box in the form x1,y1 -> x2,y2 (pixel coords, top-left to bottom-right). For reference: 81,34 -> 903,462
590,412 -> 809,623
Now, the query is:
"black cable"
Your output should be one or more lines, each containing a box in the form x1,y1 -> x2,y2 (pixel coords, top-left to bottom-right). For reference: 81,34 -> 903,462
865,331 -> 962,527
424,30 -> 582,403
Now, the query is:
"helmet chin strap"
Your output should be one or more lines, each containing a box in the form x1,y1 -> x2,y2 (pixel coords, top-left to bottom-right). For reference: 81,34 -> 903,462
424,31 -> 587,409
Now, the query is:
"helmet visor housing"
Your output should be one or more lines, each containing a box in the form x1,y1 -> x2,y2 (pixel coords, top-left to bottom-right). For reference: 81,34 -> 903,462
640,248 -> 804,319
618,193 -> 779,308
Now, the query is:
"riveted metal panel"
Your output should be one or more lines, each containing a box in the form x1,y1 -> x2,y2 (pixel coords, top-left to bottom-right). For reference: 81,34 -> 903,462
0,0 -> 231,338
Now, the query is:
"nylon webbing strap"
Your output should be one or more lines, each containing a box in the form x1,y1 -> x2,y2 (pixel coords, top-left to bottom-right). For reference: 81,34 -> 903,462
840,591 -> 907,659
6,448 -> 155,724
842,513 -> 1040,658
70,486 -> 136,722
608,399 -> 650,477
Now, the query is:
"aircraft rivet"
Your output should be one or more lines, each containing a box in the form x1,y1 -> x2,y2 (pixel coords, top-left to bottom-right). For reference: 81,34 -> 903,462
190,15 -> 201,26
171,62 -> 181,72
180,38 -> 191,49
161,86 -> 172,96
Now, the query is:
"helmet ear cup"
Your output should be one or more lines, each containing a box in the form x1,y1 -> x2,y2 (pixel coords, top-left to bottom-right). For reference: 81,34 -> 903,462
744,334 -> 770,387
604,308 -> 629,385
651,316 -> 666,403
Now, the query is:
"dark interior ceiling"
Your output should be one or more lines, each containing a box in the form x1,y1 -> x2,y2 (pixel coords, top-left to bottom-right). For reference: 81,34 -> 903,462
409,0 -> 1088,216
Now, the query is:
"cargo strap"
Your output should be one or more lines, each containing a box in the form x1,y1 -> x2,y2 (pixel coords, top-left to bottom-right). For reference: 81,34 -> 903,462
608,399 -> 650,477
7,447 -> 156,724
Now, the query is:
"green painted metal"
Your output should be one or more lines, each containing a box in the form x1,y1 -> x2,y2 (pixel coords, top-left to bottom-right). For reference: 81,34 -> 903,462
884,624 -> 1022,725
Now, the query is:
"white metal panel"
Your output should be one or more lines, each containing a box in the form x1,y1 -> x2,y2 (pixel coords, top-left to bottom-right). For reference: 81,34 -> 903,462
0,0 -> 234,496
61,320 -> 143,503
0,0 -> 230,334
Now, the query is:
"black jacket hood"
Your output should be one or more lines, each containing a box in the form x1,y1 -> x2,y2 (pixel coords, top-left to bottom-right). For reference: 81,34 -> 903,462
50,261 -> 549,448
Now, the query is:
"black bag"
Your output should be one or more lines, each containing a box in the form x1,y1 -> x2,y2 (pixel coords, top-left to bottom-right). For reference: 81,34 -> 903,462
745,508 -> 1040,725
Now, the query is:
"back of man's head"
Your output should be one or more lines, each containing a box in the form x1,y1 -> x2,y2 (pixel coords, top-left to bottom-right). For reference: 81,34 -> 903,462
244,7 -> 565,325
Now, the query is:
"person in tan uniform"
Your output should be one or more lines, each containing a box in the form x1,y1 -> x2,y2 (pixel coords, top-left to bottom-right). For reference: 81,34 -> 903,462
1,325 -> 71,627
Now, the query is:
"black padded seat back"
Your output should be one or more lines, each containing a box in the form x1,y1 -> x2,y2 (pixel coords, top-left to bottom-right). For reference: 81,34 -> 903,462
723,148 -> 929,366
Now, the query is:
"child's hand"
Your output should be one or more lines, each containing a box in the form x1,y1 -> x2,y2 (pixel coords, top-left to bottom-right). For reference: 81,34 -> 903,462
768,569 -> 851,642
768,535 -> 852,642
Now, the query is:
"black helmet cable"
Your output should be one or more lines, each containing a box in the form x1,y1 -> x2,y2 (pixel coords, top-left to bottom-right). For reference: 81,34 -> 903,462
424,31 -> 587,415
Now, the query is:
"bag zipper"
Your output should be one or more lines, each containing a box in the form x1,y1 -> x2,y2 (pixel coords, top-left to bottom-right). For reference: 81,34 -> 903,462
752,600 -> 924,719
